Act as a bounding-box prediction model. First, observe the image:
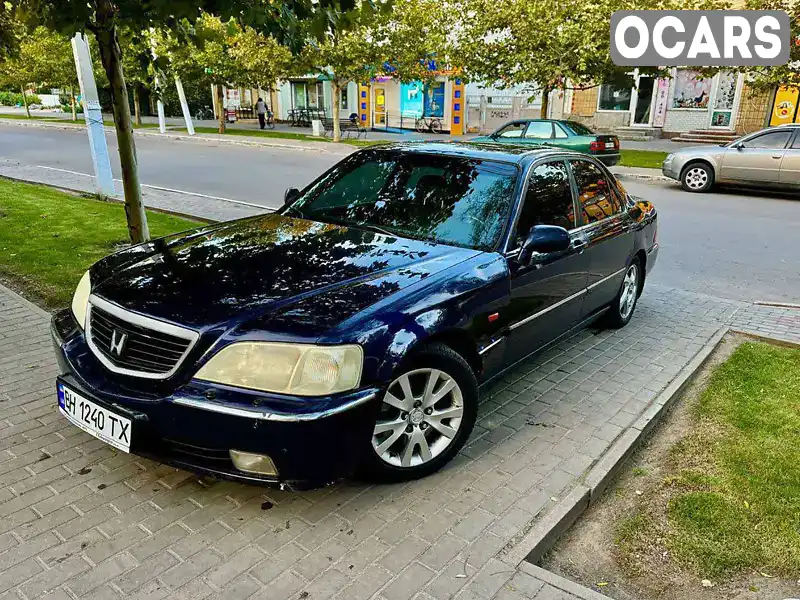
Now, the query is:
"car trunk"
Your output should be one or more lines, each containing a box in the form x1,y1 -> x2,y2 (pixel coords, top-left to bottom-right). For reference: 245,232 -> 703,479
590,134 -> 620,156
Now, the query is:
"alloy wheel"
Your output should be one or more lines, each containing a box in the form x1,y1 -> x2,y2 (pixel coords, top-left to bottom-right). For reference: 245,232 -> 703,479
619,263 -> 638,320
372,368 -> 464,468
684,167 -> 708,190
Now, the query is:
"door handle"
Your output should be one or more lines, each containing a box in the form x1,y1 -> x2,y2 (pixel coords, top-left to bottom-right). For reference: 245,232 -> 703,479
772,155 -> 783,159
571,238 -> 588,251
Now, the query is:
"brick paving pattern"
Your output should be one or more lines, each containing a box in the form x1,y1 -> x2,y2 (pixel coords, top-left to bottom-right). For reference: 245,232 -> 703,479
1,281 -> 798,600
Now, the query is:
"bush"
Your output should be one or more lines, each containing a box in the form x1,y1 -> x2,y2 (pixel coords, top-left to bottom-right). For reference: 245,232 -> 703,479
0,91 -> 42,106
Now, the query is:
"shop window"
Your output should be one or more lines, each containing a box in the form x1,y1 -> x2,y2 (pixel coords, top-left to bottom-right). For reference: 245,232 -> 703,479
672,70 -> 712,109
340,87 -> 348,110
424,83 -> 445,117
598,85 -> 631,111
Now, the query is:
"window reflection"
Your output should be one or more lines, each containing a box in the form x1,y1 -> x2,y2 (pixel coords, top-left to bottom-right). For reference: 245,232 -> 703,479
289,150 -> 519,251
515,161 -> 575,246
569,160 -> 622,223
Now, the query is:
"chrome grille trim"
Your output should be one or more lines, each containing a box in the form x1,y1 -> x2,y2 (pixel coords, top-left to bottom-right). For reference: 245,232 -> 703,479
85,294 -> 200,380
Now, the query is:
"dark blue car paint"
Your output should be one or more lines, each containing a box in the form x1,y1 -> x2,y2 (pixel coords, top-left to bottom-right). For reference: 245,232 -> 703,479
51,143 -> 658,488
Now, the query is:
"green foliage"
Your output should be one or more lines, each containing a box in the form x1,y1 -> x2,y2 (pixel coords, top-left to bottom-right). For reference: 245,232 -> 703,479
230,26 -> 293,90
743,0 -> 800,90
0,91 -> 41,105
453,0 -> 721,94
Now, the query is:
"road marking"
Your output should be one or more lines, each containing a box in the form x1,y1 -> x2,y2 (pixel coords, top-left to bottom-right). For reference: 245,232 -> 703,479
34,165 -> 275,211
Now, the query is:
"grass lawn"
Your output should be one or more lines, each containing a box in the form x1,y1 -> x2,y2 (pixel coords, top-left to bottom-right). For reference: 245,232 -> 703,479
618,149 -> 668,169
617,341 -> 800,579
0,113 -> 77,123
187,126 -> 389,147
0,178 -> 200,309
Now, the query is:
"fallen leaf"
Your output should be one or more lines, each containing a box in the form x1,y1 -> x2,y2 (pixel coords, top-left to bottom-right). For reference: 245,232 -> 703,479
597,582 -> 609,587
702,579 -> 715,588
744,500 -> 750,509
455,574 -> 467,579
759,572 -> 774,578
635,490 -> 643,496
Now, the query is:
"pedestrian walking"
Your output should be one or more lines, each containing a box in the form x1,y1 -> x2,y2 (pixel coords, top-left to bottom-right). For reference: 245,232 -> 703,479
256,97 -> 268,130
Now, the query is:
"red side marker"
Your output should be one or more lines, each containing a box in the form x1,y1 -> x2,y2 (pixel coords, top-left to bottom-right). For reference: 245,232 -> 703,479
488,312 -> 499,323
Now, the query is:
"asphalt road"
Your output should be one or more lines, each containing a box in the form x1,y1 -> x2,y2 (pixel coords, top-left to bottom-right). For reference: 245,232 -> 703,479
0,123 -> 341,208
1,123 -> 798,304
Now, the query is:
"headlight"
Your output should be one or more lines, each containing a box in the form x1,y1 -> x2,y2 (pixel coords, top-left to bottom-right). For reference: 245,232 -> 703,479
194,342 -> 363,396
664,153 -> 675,164
71,271 -> 91,329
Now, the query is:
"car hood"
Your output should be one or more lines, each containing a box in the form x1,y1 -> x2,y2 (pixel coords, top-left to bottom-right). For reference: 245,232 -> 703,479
90,213 -> 480,332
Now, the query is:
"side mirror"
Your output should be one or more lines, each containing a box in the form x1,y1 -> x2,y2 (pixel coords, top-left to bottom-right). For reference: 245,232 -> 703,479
284,187 -> 300,205
518,225 -> 571,266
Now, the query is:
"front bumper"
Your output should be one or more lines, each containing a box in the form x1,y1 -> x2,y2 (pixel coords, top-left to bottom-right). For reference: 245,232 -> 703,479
661,160 -> 680,180
51,311 -> 382,489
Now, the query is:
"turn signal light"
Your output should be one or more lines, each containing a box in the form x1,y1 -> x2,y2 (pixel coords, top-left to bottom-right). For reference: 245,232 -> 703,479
229,450 -> 278,476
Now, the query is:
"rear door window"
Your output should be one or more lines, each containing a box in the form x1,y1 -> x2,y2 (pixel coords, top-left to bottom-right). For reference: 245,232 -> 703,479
569,160 -> 623,224
524,122 -> 554,139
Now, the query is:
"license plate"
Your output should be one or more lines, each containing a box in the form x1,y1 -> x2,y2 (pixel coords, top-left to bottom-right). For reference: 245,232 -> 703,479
605,142 -> 615,149
58,383 -> 132,452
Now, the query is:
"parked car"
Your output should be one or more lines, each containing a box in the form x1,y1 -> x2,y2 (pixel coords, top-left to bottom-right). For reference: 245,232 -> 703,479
662,124 -> 800,192
52,143 -> 658,489
472,119 -> 621,166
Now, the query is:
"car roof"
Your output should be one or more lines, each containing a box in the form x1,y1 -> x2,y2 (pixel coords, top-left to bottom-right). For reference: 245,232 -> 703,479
360,141 -> 572,165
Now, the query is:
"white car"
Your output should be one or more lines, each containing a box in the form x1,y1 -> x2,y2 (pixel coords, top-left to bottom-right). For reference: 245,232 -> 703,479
662,125 -> 800,193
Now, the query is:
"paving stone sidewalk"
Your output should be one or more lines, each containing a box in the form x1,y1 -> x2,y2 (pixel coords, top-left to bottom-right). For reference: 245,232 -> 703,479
1,276 -> 798,600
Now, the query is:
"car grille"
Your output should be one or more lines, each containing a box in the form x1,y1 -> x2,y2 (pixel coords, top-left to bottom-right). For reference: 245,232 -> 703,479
86,298 -> 198,378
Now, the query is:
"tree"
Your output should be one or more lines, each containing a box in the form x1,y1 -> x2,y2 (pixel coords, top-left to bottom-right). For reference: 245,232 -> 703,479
371,0 -> 452,85
13,0 -> 359,244
0,4 -> 21,61
230,26 -> 293,104
119,29 -> 155,126
22,27 -> 80,120
742,0 -> 799,91
454,0 -> 709,117
156,14 -> 245,134
299,3 -> 387,141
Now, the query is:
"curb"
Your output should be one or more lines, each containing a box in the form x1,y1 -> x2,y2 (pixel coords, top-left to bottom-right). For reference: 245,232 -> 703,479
612,171 -> 672,184
0,172 -> 214,225
506,325 -> 729,567
0,117 -> 355,155
519,563 -> 614,600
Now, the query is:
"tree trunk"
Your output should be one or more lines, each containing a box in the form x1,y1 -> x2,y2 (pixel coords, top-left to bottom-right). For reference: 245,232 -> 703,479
216,84 -> 226,134
540,87 -> 550,120
94,10 -> 150,244
133,84 -> 142,126
70,86 -> 77,121
20,84 -> 30,118
332,79 -> 341,142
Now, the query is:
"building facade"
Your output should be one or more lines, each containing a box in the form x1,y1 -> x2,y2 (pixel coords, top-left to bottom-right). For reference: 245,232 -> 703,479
563,69 -> 779,138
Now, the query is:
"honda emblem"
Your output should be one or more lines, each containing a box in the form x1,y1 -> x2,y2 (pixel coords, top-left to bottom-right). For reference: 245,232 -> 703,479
109,330 -> 128,357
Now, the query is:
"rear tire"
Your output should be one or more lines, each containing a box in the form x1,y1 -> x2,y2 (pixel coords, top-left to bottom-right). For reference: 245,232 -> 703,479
360,343 -> 477,482
680,162 -> 714,193
604,257 -> 641,329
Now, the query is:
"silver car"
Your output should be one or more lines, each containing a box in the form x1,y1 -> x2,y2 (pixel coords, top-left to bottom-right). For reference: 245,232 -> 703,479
662,125 -> 800,193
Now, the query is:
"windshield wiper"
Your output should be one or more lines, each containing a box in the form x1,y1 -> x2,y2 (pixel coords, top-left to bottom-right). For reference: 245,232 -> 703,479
357,222 -> 395,237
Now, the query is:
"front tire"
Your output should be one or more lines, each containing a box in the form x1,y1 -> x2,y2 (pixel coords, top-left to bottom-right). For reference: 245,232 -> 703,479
361,344 -> 477,482
605,258 -> 641,329
680,162 -> 714,192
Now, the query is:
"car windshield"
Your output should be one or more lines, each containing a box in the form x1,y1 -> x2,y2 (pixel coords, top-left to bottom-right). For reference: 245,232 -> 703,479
564,121 -> 594,135
286,150 -> 519,251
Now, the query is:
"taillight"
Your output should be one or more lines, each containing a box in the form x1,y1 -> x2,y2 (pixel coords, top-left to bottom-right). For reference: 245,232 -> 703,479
589,140 -> 603,152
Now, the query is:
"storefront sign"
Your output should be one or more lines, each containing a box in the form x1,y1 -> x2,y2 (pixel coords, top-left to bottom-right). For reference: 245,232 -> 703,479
652,78 -> 670,127
770,86 -> 800,126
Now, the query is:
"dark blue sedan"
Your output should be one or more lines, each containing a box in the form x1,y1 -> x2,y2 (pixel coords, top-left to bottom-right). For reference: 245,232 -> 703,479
52,143 -> 658,489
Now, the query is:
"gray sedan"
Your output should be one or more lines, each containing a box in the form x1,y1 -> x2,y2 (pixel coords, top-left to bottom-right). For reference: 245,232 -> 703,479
662,125 -> 800,192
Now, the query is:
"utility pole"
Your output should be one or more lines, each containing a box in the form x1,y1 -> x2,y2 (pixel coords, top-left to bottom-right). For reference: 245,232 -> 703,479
71,33 -> 115,197
175,77 -> 195,135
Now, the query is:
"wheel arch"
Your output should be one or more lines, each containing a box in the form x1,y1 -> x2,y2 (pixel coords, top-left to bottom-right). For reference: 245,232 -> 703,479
680,158 -> 715,180
418,329 -> 482,377
635,249 -> 647,296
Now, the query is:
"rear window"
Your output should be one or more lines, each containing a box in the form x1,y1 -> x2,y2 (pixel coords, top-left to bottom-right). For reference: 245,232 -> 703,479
563,121 -> 594,136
